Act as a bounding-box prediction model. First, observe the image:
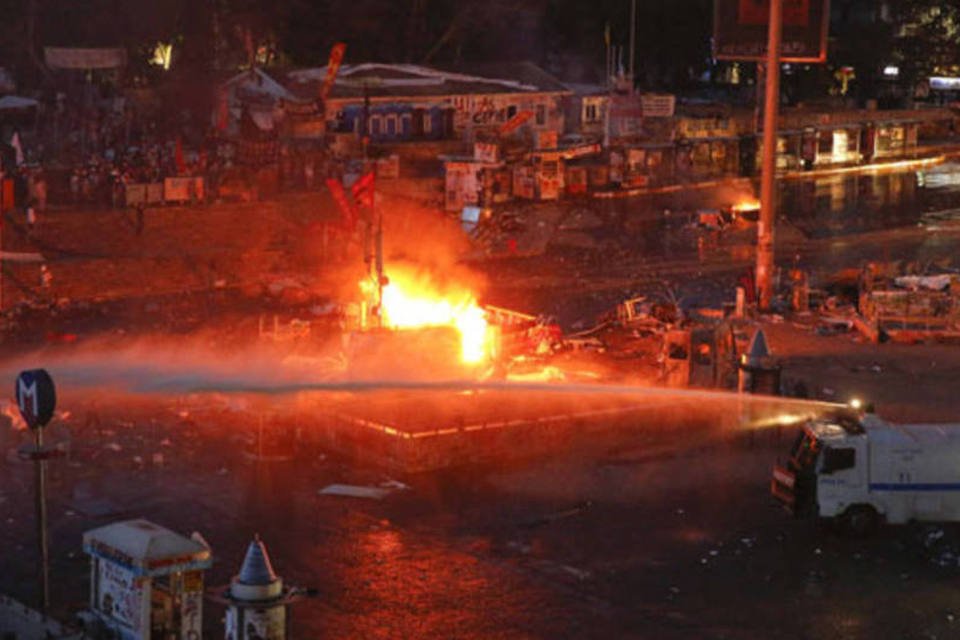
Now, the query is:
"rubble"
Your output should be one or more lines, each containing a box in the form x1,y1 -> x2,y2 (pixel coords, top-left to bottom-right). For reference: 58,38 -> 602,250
319,484 -> 393,500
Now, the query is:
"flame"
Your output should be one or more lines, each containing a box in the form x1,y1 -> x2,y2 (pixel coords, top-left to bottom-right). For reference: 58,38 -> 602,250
731,198 -> 761,213
365,268 -> 492,364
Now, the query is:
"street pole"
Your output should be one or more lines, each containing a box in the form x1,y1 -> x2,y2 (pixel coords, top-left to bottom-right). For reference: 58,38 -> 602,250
34,426 -> 49,614
628,0 -> 636,92
756,0 -> 783,312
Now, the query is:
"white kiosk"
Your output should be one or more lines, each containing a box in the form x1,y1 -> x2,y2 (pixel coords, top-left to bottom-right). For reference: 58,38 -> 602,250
82,519 -> 212,639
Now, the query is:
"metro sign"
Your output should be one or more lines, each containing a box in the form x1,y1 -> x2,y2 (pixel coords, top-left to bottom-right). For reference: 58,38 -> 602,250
16,369 -> 56,430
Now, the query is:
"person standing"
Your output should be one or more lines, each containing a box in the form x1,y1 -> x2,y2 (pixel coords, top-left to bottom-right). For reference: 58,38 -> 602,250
33,170 -> 47,213
40,264 -> 52,292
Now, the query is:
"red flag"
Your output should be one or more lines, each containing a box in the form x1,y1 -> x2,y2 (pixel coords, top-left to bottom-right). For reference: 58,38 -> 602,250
351,170 -> 375,209
320,43 -> 347,102
498,110 -> 535,136
216,89 -> 230,132
326,178 -> 356,230
174,137 -> 186,174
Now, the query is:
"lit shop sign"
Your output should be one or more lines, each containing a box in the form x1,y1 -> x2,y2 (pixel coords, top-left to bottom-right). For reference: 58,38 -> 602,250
930,77 -> 960,91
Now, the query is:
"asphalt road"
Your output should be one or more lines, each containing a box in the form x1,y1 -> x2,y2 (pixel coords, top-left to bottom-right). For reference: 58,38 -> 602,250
3,165 -> 960,638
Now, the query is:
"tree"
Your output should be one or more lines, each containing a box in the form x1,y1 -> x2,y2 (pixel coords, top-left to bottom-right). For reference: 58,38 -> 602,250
890,0 -> 960,98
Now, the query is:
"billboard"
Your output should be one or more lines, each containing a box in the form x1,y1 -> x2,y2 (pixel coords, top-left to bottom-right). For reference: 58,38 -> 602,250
713,0 -> 830,62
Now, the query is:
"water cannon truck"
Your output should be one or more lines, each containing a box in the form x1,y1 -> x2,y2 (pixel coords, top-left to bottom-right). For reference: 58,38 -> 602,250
772,410 -> 960,535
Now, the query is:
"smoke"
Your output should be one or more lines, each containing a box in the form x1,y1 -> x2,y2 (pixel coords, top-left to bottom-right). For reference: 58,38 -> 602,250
314,194 -> 488,306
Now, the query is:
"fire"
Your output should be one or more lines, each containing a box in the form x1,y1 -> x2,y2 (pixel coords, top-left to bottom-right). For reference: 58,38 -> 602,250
731,198 -> 761,213
364,268 -> 492,364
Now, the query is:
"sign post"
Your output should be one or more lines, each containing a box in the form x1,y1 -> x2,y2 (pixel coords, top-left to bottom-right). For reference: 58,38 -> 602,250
714,0 -> 830,311
16,368 -> 57,614
756,0 -> 783,311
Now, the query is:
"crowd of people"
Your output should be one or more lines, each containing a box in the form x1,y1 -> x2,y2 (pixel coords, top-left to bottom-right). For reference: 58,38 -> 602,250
4,86 -> 365,214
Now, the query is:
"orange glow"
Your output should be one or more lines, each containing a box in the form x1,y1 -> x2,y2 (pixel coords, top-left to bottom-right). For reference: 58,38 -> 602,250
364,267 -> 492,364
731,198 -> 761,213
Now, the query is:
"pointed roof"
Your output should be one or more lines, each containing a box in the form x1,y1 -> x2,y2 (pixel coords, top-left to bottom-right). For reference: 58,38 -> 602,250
744,328 -> 770,367
238,536 -> 279,586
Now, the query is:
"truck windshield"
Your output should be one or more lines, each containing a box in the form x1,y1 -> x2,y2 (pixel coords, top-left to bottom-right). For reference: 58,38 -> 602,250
789,430 -> 820,469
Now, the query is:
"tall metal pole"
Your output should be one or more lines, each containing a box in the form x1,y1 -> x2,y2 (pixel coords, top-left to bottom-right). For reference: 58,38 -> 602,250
628,0 -> 636,91
34,427 -> 49,614
756,0 -> 783,312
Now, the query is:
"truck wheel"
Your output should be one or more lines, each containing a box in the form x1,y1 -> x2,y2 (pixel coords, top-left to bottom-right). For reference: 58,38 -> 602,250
842,505 -> 879,537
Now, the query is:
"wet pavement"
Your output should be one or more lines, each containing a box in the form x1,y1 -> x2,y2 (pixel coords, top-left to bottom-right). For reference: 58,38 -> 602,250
3,389 -> 960,639
4,164 -> 960,638
480,162 -> 960,325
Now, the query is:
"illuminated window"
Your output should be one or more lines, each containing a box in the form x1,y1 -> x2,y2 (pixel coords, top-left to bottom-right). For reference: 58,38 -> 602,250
584,102 -> 599,123
831,130 -> 849,162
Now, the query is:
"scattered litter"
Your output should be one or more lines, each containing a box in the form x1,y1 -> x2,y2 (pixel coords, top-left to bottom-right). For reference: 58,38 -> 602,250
895,275 -> 952,291
319,484 -> 393,500
822,388 -> 835,397
506,540 -> 532,554
948,614 -> 955,623
870,364 -> 883,373
216,467 -> 229,475
560,564 -> 591,581
160,438 -> 172,447
105,442 -> 122,452
152,453 -> 164,466
132,455 -> 143,465
65,510 -> 76,517
522,501 -> 592,528
708,549 -> 719,557
69,496 -> 123,518
676,508 -> 685,516
816,317 -> 853,336
380,479 -> 410,491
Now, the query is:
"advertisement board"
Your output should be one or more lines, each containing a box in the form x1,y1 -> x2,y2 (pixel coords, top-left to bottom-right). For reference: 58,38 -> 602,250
97,561 -> 143,631
163,177 -> 204,203
713,0 -> 830,62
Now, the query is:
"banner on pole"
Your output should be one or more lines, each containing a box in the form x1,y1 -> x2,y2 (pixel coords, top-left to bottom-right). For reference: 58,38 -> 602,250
320,43 -> 347,102
326,178 -> 356,230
